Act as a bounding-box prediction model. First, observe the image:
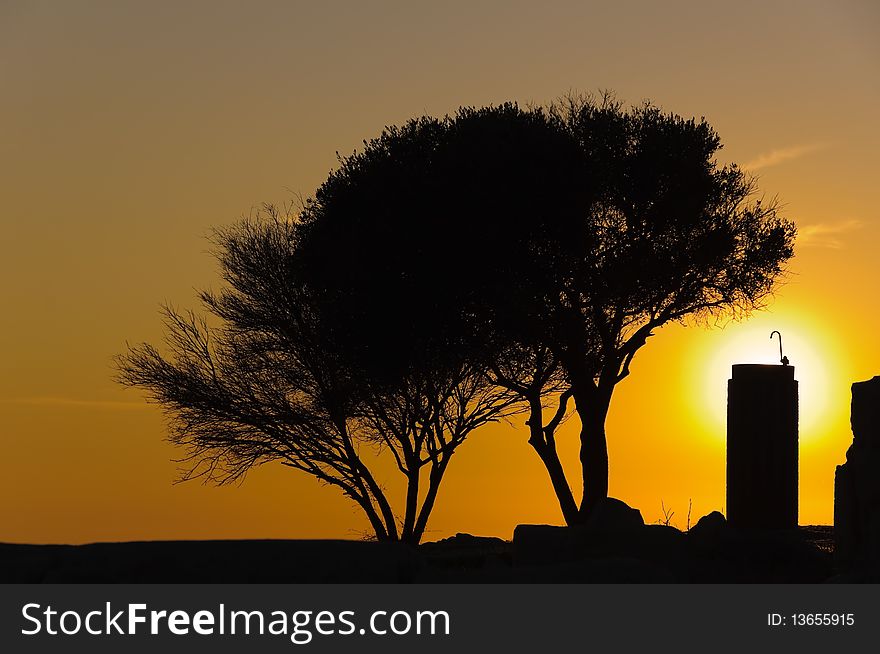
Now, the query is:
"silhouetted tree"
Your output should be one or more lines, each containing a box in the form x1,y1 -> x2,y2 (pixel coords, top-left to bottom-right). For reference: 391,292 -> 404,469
532,95 -> 797,520
295,104 -> 589,524
295,96 -> 796,526
116,209 -> 517,544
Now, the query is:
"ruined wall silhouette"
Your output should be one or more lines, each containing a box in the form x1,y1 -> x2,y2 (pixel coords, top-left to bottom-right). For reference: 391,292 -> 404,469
835,376 -> 880,572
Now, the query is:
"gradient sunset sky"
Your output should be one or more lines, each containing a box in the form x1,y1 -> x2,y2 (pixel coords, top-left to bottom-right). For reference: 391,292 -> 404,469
2,0 -> 879,543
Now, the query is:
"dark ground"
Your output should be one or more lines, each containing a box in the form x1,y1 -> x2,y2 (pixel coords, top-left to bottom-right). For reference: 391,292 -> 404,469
0,520 -> 839,584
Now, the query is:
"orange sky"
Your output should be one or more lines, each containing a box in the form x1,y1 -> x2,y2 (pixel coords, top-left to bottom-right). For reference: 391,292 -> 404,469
2,1 -> 879,543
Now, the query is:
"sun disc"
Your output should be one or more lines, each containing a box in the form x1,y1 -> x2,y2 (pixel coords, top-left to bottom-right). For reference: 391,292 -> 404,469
690,312 -> 842,444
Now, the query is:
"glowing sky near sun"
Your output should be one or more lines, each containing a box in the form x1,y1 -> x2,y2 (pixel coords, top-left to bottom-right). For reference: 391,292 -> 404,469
2,0 -> 879,542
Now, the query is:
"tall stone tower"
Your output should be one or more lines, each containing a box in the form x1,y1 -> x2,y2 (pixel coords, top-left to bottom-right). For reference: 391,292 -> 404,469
727,364 -> 799,529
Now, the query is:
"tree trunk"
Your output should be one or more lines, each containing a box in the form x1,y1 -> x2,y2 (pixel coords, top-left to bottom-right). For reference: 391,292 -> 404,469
400,469 -> 420,542
532,441 -> 580,525
526,399 -> 579,525
356,495 -> 391,541
352,458 -> 400,541
410,458 -> 449,545
573,387 -> 612,521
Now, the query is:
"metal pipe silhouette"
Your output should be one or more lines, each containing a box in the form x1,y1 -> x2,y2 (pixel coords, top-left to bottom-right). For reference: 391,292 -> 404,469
770,330 -> 790,366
